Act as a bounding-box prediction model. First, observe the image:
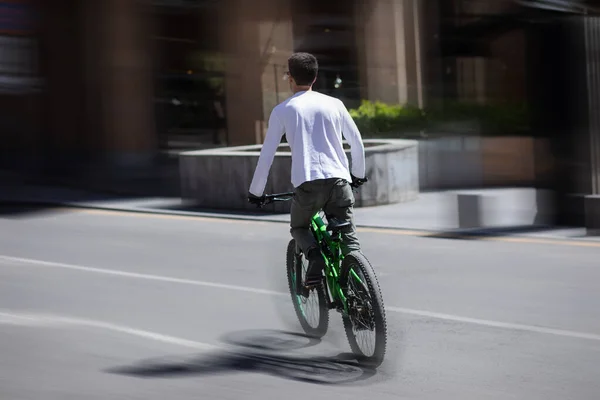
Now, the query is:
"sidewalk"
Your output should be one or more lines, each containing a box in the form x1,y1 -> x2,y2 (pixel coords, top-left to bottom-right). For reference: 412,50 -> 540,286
0,176 -> 591,240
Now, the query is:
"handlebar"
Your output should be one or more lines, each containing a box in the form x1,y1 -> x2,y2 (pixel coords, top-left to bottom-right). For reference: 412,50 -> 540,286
264,192 -> 295,204
250,192 -> 294,209
253,178 -> 367,208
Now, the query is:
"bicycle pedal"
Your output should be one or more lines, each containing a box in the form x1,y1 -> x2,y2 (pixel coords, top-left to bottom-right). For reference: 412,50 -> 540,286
303,281 -> 322,290
303,284 -> 321,290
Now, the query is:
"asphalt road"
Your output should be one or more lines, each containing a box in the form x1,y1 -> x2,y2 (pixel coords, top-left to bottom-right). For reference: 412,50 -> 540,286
1,205 -> 599,399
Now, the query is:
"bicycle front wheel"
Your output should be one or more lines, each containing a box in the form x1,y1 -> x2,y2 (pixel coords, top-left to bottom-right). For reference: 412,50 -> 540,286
286,239 -> 329,338
340,251 -> 387,367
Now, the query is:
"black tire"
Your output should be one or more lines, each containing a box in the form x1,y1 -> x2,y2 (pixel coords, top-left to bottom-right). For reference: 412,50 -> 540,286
340,251 -> 387,368
286,239 -> 329,338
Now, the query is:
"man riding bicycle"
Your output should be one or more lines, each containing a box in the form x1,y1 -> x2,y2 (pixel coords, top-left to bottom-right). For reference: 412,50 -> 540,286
247,52 -> 367,287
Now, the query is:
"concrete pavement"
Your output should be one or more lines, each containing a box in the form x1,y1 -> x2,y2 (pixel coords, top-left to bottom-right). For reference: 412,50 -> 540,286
0,179 -> 593,240
0,207 -> 599,399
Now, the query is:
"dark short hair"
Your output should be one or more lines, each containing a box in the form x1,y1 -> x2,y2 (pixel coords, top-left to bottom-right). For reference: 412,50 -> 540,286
288,52 -> 318,86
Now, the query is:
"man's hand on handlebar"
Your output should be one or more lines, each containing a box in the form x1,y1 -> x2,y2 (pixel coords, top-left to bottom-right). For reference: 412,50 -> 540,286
248,191 -> 295,208
247,192 -> 266,207
350,174 -> 368,188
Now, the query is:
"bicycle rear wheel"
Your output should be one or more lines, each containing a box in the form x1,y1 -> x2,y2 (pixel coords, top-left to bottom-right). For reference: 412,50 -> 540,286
340,251 -> 387,367
286,239 -> 329,338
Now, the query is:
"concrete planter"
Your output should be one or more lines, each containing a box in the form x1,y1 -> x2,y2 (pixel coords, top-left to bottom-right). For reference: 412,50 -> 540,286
179,139 -> 419,212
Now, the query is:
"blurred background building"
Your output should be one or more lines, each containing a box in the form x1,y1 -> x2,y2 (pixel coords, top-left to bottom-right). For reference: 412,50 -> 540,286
1,0 -> 600,225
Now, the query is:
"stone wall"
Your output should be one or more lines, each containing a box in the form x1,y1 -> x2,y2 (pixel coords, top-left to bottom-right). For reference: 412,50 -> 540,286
179,139 -> 419,212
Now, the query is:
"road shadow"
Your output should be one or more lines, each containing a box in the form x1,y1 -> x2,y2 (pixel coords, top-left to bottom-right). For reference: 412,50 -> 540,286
107,329 -> 380,386
0,166 -> 180,218
0,202 -> 82,219
422,224 -> 558,240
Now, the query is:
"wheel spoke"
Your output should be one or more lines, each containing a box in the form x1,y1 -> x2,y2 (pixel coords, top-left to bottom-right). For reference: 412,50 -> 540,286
287,238 -> 329,338
297,256 -> 321,328
346,263 -> 379,358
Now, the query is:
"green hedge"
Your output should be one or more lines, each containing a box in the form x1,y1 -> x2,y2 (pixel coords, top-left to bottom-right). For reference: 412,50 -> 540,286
348,100 -> 426,135
349,100 -> 530,137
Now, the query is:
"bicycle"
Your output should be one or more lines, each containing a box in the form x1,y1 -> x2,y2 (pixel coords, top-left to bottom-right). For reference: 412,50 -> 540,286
254,185 -> 388,367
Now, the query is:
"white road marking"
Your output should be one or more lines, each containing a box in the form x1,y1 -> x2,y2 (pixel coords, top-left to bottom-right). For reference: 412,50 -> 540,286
0,310 -> 217,351
386,307 -> 600,341
0,255 -> 283,297
2,254 -> 600,342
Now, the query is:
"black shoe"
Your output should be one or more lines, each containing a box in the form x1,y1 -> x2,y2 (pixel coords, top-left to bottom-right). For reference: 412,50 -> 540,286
304,249 -> 325,287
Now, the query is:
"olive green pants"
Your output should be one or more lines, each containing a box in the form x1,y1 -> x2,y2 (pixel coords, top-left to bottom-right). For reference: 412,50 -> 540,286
290,177 -> 360,257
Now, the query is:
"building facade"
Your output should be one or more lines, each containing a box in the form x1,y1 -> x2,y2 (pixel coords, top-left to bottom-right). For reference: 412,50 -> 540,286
0,0 -> 561,176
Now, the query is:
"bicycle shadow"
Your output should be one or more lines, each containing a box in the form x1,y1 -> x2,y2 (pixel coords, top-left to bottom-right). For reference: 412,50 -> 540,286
107,329 -> 381,385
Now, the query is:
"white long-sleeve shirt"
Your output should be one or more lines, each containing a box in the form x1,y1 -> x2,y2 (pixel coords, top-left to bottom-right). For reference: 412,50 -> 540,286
249,90 -> 366,197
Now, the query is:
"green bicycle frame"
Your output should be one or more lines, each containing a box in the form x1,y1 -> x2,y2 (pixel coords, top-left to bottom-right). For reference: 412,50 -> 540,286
265,191 -> 368,320
309,212 -> 350,314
